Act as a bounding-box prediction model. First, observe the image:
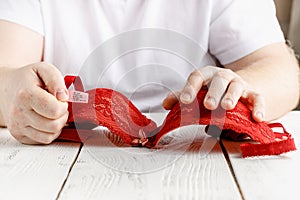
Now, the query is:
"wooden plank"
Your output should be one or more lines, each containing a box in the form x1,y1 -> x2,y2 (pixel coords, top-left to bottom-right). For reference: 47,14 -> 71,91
0,128 -> 81,200
222,111 -> 300,200
59,113 -> 241,200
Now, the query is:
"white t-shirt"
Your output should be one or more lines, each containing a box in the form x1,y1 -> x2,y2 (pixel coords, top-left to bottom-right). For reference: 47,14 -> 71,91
0,0 -> 284,111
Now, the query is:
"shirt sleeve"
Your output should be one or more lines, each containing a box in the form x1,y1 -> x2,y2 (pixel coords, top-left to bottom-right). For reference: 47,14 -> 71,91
0,0 -> 44,35
209,0 -> 285,65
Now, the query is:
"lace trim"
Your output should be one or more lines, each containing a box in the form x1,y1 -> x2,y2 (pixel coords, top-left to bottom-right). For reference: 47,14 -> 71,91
59,76 -> 297,158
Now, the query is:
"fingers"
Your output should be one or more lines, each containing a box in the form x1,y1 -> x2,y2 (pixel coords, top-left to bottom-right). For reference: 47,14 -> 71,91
180,70 -> 203,104
242,91 -> 265,122
180,66 -> 217,104
175,66 -> 265,122
3,63 -> 70,145
30,87 -> 68,119
221,79 -> 244,110
204,69 -> 234,110
13,126 -> 62,145
162,91 -> 180,110
24,126 -> 62,144
205,69 -> 265,121
33,62 -> 69,101
27,109 -> 69,133
8,106 -> 68,144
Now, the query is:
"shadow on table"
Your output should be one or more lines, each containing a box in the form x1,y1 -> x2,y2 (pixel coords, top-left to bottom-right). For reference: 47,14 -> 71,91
78,125 -> 220,153
76,125 -> 222,173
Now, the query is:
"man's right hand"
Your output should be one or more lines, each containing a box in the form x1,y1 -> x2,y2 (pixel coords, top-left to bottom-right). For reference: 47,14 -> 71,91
0,62 -> 69,144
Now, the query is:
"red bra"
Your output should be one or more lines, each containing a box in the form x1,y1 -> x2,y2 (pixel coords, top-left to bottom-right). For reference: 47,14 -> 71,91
59,76 -> 296,158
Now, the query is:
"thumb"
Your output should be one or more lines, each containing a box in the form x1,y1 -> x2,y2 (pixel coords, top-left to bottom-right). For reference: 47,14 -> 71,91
33,62 -> 69,101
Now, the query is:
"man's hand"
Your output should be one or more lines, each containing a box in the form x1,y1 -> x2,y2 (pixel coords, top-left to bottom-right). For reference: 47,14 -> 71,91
163,43 -> 299,122
162,66 -> 265,122
0,62 -> 69,144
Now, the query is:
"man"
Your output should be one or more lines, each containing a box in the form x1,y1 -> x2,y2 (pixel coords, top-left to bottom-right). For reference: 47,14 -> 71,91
0,0 -> 298,144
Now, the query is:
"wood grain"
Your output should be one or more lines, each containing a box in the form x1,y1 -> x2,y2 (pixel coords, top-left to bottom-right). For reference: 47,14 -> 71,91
222,111 -> 300,200
59,113 -> 241,200
0,128 -> 81,200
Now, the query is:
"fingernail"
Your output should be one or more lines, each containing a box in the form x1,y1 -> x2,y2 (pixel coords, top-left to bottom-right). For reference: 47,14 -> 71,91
224,98 -> 234,107
167,92 -> 175,98
56,89 -> 69,101
255,111 -> 264,121
181,92 -> 192,102
206,97 -> 216,108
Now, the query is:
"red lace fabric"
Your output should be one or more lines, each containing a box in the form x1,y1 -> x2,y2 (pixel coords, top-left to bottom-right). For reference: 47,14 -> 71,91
59,76 -> 296,158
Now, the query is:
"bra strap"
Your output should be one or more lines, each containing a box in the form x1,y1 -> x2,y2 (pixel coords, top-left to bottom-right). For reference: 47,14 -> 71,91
240,122 -> 296,157
64,75 -> 84,91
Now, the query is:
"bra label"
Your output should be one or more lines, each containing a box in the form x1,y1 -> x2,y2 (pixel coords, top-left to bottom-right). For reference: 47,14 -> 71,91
68,90 -> 89,103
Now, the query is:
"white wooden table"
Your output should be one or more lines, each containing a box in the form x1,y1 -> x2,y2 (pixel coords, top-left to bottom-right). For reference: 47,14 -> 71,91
0,111 -> 299,200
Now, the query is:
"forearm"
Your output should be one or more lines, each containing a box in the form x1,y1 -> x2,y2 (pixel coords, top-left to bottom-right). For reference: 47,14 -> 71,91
226,42 -> 299,121
0,103 -> 4,127
0,20 -> 44,127
0,67 -> 13,127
